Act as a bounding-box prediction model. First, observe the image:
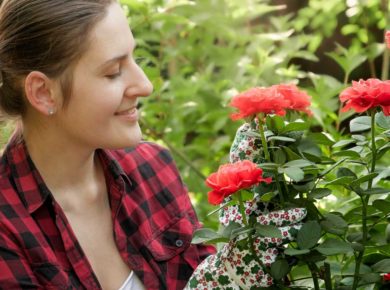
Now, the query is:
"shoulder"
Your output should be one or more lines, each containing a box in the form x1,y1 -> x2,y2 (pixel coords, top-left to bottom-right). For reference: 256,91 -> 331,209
108,141 -> 177,176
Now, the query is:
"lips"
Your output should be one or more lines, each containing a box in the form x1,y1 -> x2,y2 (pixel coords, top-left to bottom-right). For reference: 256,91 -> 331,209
115,107 -> 137,116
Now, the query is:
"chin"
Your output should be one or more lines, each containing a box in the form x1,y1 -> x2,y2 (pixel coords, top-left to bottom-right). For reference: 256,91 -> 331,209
108,128 -> 143,149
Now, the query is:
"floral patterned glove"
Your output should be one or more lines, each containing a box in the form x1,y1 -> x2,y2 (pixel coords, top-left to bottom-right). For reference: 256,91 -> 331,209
185,121 -> 307,289
230,120 -> 263,164
185,207 -> 307,290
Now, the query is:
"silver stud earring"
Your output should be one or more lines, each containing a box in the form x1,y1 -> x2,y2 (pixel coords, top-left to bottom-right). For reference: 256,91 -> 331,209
48,108 -> 55,115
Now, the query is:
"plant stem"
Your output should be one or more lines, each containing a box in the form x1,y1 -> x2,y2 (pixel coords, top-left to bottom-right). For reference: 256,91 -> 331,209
308,263 -> 320,290
381,0 -> 389,80
369,111 -> 377,187
237,191 -> 248,226
336,72 -> 350,131
351,111 -> 377,290
324,262 -> 333,290
352,198 -> 366,290
257,115 -> 271,162
275,173 -> 285,206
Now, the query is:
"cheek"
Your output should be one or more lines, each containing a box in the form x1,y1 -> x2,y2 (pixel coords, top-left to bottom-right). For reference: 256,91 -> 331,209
72,82 -> 123,116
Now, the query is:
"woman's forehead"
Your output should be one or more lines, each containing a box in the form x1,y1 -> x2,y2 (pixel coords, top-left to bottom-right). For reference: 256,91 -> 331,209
78,2 -> 134,68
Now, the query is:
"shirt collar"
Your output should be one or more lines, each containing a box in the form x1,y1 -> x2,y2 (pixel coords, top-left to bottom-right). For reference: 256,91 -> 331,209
4,135 -> 130,214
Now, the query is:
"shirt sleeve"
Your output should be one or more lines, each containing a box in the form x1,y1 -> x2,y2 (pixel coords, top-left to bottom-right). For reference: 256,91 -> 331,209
0,227 -> 41,288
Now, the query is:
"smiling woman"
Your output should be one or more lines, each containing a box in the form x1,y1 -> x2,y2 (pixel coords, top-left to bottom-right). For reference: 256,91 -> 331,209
0,1 -> 214,289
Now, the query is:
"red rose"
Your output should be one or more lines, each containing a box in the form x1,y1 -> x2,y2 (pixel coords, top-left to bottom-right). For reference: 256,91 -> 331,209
339,78 -> 390,116
229,84 -> 312,120
206,160 -> 272,205
386,31 -> 390,49
384,273 -> 390,281
229,87 -> 289,120
273,84 -> 312,115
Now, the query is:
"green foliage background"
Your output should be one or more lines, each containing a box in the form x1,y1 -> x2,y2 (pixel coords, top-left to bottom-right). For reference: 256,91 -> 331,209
0,1 -> 389,288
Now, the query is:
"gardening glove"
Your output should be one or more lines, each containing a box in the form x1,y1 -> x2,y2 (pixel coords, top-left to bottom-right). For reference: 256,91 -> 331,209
185,207 -> 307,290
230,120 -> 264,164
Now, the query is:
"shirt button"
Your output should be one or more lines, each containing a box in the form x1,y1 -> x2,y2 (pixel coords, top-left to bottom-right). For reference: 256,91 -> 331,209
175,239 -> 184,247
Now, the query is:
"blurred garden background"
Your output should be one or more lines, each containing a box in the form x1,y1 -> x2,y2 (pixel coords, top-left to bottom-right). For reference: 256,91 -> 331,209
1,0 -> 390,288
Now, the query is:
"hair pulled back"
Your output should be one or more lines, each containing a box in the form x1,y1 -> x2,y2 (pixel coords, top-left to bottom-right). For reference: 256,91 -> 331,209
0,0 -> 115,117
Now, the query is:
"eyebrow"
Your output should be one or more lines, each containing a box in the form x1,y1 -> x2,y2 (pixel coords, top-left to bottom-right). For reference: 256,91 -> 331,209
97,42 -> 137,71
97,54 -> 128,71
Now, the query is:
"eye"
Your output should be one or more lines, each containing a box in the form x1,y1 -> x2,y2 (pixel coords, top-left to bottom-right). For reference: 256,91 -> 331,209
105,70 -> 122,80
105,64 -> 122,80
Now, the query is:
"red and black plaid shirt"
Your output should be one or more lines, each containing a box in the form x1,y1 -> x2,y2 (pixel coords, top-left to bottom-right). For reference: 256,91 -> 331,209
0,136 -> 215,289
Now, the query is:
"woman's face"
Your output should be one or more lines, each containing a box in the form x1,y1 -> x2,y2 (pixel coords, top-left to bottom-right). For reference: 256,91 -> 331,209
54,2 -> 153,150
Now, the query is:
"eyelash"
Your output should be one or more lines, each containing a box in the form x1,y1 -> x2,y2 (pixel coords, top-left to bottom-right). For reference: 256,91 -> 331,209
105,57 -> 144,80
106,70 -> 122,80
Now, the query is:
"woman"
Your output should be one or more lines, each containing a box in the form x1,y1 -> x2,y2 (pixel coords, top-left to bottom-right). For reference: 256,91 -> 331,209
0,0 -> 214,289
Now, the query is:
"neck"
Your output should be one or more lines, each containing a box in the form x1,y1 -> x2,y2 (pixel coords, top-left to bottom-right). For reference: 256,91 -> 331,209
22,121 -> 106,213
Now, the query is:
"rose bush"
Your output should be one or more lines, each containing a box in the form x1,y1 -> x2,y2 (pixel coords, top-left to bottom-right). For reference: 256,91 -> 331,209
191,78 -> 390,289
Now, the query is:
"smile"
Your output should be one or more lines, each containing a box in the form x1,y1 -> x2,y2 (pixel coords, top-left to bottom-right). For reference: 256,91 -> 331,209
115,107 -> 138,122
115,107 -> 137,116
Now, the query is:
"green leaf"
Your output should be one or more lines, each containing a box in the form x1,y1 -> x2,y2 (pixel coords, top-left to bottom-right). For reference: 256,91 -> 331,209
378,143 -> 390,156
266,115 -> 285,133
282,167 -> 305,182
316,239 -> 353,255
351,134 -> 366,141
231,226 -> 254,239
371,259 -> 390,273
376,111 -> 390,129
268,136 -> 296,142
362,187 -> 390,195
282,146 -> 302,160
320,213 -> 348,235
332,150 -> 361,159
255,224 -> 283,238
259,191 -> 278,202
284,248 -> 310,256
270,259 -> 290,281
326,44 -> 367,75
332,139 -> 356,148
319,158 -> 347,177
308,188 -> 332,199
372,199 -> 390,214
207,200 -> 235,216
349,173 -> 378,187
350,116 -> 371,133
274,148 -> 287,164
192,228 -> 225,244
283,159 -> 314,168
325,176 -> 355,186
240,190 -> 255,201
292,180 -> 316,192
337,167 -> 357,178
360,273 -> 381,284
297,220 -> 322,249
221,222 -> 242,239
259,163 -> 279,171
280,122 -> 309,133
306,132 -> 334,146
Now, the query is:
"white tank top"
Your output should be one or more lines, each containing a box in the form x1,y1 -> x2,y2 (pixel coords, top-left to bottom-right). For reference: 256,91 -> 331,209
118,271 -> 145,290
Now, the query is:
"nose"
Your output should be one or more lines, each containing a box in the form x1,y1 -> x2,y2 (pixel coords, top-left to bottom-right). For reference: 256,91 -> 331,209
125,61 -> 153,98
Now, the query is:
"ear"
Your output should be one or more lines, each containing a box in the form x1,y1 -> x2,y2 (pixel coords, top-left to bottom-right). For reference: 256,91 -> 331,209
24,71 -> 58,116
